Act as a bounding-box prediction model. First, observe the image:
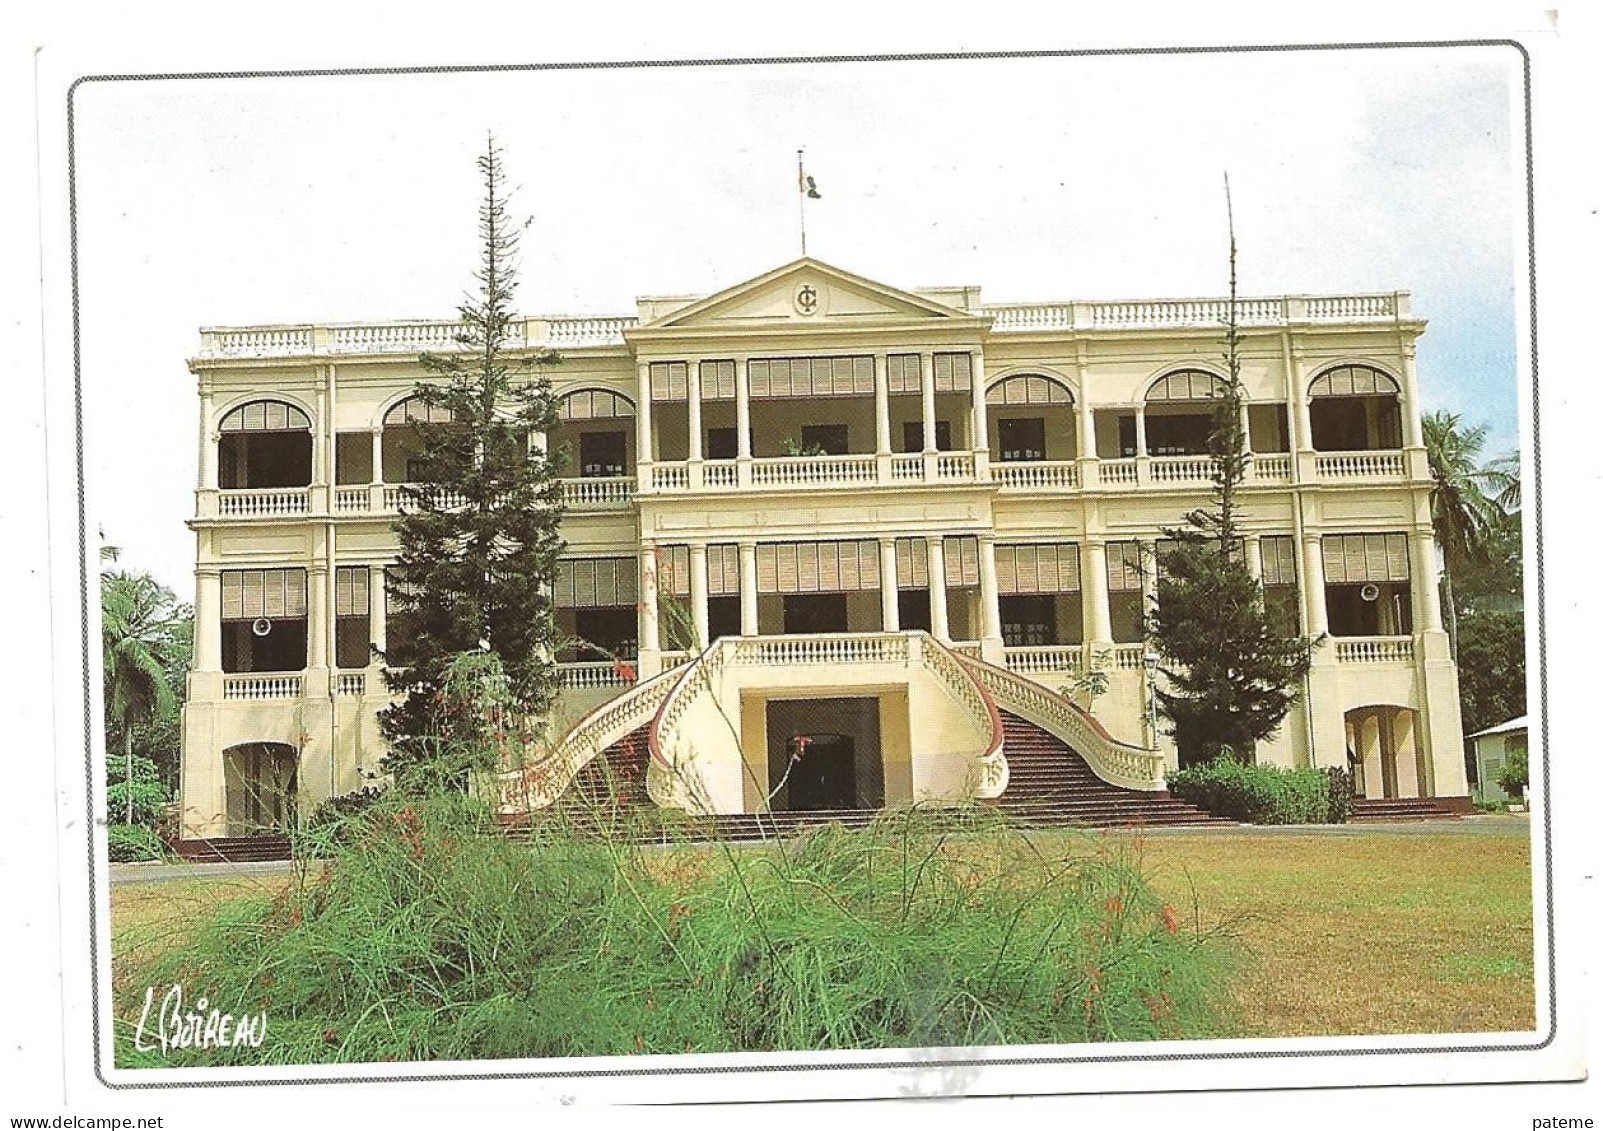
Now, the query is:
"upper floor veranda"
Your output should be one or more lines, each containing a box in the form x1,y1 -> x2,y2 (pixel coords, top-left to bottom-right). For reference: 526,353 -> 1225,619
188,257 -> 1431,524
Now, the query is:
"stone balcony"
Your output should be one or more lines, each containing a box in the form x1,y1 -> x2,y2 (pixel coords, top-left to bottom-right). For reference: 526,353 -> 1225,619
193,447 -> 1420,522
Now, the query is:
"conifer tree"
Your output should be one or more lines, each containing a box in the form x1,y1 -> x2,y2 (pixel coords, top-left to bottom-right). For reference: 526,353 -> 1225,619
1145,178 -> 1319,766
379,136 -> 565,792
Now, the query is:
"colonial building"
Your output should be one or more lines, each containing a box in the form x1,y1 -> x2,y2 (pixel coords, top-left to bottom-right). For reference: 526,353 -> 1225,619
179,257 -> 1468,837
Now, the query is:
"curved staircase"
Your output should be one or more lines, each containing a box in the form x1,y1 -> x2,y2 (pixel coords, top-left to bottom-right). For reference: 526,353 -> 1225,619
990,711 -> 1232,828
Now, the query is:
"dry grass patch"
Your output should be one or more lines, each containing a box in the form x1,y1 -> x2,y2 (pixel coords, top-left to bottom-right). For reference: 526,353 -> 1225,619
1109,824 -> 1536,1037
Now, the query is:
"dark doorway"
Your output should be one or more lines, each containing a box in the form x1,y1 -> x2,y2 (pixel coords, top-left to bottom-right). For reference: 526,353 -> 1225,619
898,588 -> 932,632
787,734 -> 856,810
707,595 -> 742,642
579,431 -> 628,478
783,592 -> 849,634
224,742 -> 299,836
997,417 -> 1046,461
766,697 -> 884,812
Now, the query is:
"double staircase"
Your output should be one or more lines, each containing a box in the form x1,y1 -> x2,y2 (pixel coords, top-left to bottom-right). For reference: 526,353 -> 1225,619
500,636 -> 1229,841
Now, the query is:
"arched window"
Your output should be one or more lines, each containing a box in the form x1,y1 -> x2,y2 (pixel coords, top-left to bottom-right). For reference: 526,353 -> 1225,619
1308,365 -> 1403,451
218,400 -> 313,489
986,374 -> 1075,463
381,394 -> 463,484
985,374 -> 1074,407
557,388 -> 635,422
555,388 -> 636,478
383,394 -> 459,427
1144,369 -> 1232,456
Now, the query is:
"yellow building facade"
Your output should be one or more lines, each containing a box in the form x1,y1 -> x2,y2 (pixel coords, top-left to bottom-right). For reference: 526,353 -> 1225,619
179,257 -> 1468,837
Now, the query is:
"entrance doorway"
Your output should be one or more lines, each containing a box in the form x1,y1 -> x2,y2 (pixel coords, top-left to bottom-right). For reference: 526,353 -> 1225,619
223,742 -> 299,836
766,697 -> 884,811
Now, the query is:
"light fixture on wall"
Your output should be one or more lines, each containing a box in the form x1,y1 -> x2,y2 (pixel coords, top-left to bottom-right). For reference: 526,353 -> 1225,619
1360,583 -> 1381,603
251,617 -> 273,636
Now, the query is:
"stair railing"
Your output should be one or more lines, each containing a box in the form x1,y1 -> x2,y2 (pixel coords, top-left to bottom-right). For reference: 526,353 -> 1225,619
495,666 -> 682,814
960,656 -> 1166,791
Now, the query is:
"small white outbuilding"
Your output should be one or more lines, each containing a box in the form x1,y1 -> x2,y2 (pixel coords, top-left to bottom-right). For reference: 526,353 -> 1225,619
1468,715 -> 1528,803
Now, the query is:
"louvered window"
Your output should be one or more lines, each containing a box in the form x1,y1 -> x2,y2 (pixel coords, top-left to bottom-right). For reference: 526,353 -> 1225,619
649,361 -> 690,402
749,356 -> 874,399
699,360 -> 737,401
996,544 -> 1081,594
755,542 -> 881,593
554,558 -> 640,608
221,569 -> 308,620
1322,534 -> 1410,584
1105,543 -> 1145,592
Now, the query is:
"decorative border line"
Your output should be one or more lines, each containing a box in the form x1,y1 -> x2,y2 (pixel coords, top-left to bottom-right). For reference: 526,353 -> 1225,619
66,39 -> 1551,1090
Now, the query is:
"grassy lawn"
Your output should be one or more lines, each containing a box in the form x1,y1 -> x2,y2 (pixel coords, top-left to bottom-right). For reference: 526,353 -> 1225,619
1103,822 -> 1536,1037
109,821 -> 1535,1045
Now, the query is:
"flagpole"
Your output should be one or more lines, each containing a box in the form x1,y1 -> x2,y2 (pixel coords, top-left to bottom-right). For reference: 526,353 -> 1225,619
797,148 -> 807,257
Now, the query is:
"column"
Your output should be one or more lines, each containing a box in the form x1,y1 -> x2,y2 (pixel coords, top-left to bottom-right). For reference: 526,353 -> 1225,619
1239,400 -> 1253,455
198,391 -> 216,489
735,356 -> 753,487
738,541 -> 758,635
873,354 -> 892,482
1134,406 -> 1148,457
636,363 -> 654,491
926,536 -> 950,640
369,427 -> 385,509
686,360 -> 703,488
689,543 -> 710,651
194,569 -> 222,670
977,533 -> 1003,661
1076,378 -> 1098,487
312,386 -> 328,486
970,347 -> 989,478
1245,534 -> 1263,582
920,351 -> 938,479
1082,539 -> 1112,646
637,545 -> 661,675
1400,343 -> 1426,449
1302,534 -> 1329,637
879,537 -> 900,632
370,566 -> 387,657
308,565 -> 329,671
1412,529 -> 1444,633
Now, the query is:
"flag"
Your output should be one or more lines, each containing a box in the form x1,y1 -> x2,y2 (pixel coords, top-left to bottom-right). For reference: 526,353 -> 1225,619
798,160 -> 821,199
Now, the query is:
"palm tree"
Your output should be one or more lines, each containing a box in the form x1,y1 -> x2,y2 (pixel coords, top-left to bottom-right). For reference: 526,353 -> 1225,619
101,569 -> 181,823
1421,411 -> 1517,653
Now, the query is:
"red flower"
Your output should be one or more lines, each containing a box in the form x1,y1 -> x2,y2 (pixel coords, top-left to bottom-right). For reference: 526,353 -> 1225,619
615,660 -> 638,682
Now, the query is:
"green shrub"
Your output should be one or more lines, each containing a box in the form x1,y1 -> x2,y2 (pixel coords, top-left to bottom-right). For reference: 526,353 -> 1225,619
1497,747 -> 1528,800
300,786 -> 388,857
117,795 -> 1238,1065
107,823 -> 166,862
1167,758 -> 1332,824
1323,766 -> 1354,825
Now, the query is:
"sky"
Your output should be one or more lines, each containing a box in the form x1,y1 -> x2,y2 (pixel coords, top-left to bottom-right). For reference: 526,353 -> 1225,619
70,46 -> 1523,602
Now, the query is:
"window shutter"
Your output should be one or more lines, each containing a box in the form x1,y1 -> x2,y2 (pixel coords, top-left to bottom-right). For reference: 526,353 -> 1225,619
887,354 -> 920,394
650,361 -> 689,402
335,567 -> 369,616
1106,543 -> 1143,592
1260,536 -> 1297,587
944,536 -> 979,587
1386,534 -> 1411,580
896,539 -> 930,589
756,545 -> 778,592
700,360 -> 736,401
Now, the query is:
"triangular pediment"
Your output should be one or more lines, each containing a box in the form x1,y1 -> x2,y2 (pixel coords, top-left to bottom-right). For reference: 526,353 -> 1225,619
642,258 -> 975,331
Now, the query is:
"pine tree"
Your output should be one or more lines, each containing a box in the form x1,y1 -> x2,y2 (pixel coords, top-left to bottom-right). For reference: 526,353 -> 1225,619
379,136 -> 565,792
1145,178 -> 1319,766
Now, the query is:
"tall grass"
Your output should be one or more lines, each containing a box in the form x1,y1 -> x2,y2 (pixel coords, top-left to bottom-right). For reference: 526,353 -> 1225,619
116,790 -> 1238,1066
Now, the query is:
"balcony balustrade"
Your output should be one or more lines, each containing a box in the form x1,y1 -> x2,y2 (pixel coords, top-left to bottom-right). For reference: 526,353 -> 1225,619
222,673 -> 304,700
1002,644 -> 1088,674
1334,636 -> 1416,664
198,294 -> 1404,359
1315,451 -> 1406,479
217,488 -> 310,518
558,660 -> 637,689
